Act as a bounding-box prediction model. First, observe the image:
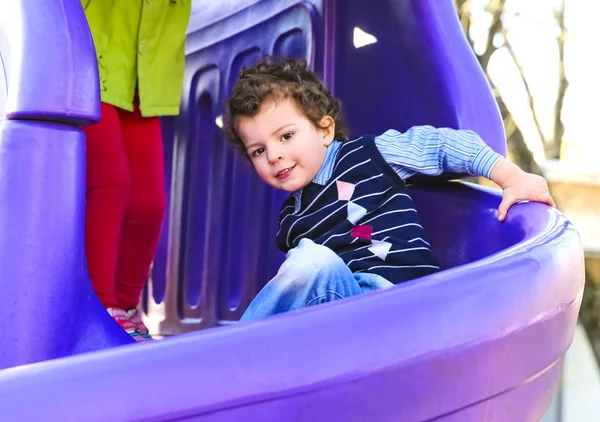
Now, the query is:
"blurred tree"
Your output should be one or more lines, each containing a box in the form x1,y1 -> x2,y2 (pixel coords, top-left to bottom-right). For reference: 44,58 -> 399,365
456,1 -> 600,365
454,0 -> 568,174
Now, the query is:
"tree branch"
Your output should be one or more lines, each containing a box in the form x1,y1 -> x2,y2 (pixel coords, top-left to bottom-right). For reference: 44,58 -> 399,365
551,0 -> 569,159
501,30 -> 547,144
455,0 -> 542,175
487,76 -> 542,174
479,0 -> 506,69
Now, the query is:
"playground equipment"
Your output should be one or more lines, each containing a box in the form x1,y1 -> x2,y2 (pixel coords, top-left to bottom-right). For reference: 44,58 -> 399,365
0,0 -> 584,421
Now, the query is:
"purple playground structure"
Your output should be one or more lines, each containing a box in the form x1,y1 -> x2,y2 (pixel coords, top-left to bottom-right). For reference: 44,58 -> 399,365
0,0 -> 585,421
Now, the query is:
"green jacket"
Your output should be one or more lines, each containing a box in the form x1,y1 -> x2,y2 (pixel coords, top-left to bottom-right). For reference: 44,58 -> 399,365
82,0 -> 191,117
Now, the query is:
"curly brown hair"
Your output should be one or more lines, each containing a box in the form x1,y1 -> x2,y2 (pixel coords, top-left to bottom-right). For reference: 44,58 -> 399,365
223,57 -> 349,155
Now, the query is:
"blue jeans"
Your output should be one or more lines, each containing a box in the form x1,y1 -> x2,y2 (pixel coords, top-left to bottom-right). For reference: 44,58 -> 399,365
240,238 -> 394,321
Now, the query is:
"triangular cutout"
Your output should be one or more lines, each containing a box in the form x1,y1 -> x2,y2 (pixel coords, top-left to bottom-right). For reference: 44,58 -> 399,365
353,27 -> 378,49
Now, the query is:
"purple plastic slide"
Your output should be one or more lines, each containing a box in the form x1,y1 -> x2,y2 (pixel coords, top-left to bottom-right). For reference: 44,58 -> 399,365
0,0 -> 584,421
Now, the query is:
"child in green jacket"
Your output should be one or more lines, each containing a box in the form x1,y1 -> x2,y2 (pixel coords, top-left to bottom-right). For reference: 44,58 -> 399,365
81,0 -> 191,340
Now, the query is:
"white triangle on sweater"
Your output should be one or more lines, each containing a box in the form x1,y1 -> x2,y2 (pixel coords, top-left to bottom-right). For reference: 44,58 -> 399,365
347,202 -> 367,224
368,240 -> 392,260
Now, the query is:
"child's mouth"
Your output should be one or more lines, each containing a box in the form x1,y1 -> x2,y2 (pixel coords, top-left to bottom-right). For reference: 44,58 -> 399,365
276,165 -> 296,180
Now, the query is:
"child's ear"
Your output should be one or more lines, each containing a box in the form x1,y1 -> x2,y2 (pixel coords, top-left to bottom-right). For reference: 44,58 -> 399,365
320,116 -> 335,146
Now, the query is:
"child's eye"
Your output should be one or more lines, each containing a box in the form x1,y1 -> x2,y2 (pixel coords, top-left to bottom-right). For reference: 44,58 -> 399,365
281,132 -> 294,142
251,147 -> 265,157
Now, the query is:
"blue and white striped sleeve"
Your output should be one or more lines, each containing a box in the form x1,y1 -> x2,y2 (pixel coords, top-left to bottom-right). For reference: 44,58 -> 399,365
374,126 -> 503,180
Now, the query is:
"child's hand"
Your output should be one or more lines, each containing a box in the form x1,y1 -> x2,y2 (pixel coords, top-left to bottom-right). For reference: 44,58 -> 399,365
489,158 -> 556,222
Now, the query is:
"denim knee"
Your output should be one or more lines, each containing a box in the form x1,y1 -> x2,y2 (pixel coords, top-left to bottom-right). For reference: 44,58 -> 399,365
240,239 -> 360,320
283,239 -> 347,279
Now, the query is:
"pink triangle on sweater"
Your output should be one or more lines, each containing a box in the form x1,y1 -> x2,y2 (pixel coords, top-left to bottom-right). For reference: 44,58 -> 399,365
336,180 -> 355,201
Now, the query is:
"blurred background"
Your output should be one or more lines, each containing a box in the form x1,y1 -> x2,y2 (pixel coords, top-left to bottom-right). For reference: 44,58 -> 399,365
455,1 -> 600,419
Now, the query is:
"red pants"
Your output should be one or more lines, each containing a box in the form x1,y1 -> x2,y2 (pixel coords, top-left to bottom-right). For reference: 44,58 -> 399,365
84,101 -> 166,310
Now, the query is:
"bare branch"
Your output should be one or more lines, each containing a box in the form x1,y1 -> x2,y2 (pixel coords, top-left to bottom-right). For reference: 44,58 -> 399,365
454,0 -> 542,175
479,0 -> 506,69
551,0 -> 569,159
501,29 -> 546,144
486,73 -> 542,174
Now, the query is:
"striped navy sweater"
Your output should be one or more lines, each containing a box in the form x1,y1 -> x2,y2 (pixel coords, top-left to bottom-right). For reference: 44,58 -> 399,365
276,136 -> 440,284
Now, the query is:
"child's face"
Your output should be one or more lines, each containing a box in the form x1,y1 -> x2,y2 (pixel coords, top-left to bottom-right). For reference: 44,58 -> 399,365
236,97 -> 335,192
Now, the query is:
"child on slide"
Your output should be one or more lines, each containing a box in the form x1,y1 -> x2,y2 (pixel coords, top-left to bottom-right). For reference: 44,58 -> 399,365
222,57 -> 555,321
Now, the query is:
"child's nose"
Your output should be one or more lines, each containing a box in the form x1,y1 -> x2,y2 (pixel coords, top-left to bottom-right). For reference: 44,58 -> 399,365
267,150 -> 283,163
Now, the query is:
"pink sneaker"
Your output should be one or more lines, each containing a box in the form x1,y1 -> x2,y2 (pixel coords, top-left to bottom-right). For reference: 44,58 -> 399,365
126,308 -> 153,341
106,307 -> 147,342
106,307 -> 136,333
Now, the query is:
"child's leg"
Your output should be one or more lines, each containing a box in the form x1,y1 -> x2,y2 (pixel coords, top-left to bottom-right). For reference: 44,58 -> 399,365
240,239 -> 365,321
84,103 -> 131,308
114,103 -> 166,311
